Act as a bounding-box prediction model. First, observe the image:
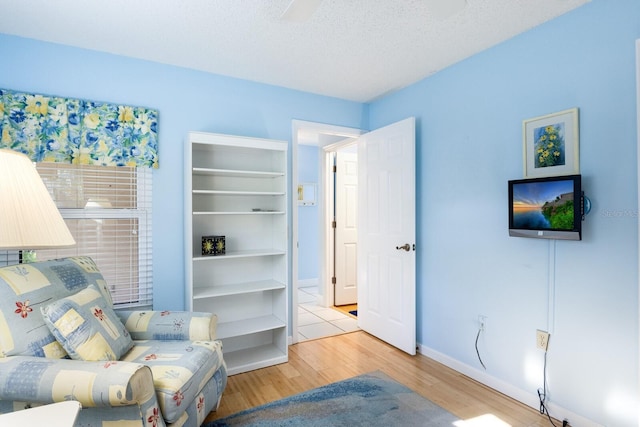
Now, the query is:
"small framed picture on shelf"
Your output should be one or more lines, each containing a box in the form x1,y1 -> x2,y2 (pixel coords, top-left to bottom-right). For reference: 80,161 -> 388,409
522,108 -> 579,178
202,235 -> 225,256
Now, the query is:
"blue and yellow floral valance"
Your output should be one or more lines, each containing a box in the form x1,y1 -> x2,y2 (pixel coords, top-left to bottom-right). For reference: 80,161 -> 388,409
0,88 -> 158,168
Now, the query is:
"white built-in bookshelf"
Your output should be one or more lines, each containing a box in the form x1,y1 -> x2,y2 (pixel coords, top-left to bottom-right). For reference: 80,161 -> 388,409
184,131 -> 288,375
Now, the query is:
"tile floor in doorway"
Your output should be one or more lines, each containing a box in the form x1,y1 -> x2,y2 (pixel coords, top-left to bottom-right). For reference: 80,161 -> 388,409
297,285 -> 359,342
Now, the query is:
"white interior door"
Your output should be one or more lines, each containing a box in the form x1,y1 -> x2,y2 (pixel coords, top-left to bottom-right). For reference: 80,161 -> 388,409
357,117 -> 416,355
334,151 -> 358,306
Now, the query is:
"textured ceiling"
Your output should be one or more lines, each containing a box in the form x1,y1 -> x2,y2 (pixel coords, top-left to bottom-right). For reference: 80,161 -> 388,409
0,0 -> 590,102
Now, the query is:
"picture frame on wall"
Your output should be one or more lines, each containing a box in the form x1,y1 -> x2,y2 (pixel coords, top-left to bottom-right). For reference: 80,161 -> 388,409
522,107 -> 579,178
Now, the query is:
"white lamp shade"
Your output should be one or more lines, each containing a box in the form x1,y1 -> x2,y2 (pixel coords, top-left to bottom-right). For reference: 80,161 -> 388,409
0,149 -> 75,249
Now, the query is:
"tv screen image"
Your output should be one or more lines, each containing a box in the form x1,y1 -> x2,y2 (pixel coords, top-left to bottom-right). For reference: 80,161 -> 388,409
508,175 -> 582,241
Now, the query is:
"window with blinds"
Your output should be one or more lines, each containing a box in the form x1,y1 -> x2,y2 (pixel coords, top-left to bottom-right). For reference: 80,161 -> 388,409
0,251 -> 20,266
33,163 -> 153,308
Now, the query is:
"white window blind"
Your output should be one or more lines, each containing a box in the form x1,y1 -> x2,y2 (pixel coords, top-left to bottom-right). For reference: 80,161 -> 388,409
33,163 -> 153,308
0,251 -> 20,266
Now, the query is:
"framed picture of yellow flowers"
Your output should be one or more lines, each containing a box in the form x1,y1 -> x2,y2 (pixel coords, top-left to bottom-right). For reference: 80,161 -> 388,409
522,108 -> 579,178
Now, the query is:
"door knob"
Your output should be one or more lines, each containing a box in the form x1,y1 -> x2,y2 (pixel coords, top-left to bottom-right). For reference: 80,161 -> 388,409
395,243 -> 410,251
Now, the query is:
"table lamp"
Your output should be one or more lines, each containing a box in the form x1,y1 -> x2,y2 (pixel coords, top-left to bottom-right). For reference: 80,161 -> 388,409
0,149 -> 75,250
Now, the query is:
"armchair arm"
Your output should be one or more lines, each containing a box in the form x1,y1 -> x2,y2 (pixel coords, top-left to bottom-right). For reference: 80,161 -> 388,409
0,356 -> 156,409
116,310 -> 217,341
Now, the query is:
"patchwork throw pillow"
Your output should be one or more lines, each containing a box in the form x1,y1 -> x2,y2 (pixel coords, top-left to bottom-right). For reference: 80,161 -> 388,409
0,256 -> 110,358
41,284 -> 133,361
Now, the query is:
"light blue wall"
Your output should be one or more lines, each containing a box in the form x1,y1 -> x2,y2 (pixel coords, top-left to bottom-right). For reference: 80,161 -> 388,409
297,145 -> 320,281
0,33 -> 367,311
368,0 -> 639,425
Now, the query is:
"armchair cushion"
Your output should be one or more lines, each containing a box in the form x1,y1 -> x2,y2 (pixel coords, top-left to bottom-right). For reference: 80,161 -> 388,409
117,310 -> 217,341
0,257 -> 112,358
122,339 -> 225,423
41,285 -> 133,361
0,356 -> 158,410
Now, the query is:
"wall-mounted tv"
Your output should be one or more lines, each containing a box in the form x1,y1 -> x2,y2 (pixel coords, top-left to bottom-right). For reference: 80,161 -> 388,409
508,174 -> 582,241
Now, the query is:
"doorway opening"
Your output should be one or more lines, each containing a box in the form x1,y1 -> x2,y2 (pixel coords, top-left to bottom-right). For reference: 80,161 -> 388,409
291,120 -> 364,343
292,117 -> 417,353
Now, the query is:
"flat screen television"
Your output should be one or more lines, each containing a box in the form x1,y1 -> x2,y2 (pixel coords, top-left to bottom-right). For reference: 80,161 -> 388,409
508,174 -> 582,241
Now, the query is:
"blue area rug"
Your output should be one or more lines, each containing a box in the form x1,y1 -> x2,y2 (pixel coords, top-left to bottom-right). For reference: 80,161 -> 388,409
205,371 -> 460,426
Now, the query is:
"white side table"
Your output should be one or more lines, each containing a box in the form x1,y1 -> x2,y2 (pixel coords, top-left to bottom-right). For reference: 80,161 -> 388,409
0,401 -> 81,427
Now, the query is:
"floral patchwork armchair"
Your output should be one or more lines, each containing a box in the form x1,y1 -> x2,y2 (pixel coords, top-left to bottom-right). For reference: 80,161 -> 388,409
0,256 -> 227,426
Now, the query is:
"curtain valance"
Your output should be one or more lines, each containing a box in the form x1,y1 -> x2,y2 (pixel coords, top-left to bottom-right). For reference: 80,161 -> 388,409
0,89 -> 158,168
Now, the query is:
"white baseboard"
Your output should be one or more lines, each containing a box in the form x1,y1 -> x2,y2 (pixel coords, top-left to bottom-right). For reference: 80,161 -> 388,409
417,343 -> 602,427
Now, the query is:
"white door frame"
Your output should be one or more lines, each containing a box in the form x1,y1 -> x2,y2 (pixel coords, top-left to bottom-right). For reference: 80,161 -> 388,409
291,120 -> 364,344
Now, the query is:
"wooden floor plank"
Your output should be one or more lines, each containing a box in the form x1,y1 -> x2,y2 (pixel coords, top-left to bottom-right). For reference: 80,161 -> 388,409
206,331 -> 559,426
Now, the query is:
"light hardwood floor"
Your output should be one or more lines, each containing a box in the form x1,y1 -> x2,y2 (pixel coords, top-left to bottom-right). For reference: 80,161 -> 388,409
333,303 -> 358,317
206,331 -> 559,426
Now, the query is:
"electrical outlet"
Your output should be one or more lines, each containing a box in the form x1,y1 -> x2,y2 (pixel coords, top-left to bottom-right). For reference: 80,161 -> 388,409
536,329 -> 550,350
478,315 -> 487,331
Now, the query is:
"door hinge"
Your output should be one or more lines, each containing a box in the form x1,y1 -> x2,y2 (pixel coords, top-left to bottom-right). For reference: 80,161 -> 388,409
332,220 -> 337,228
332,276 -> 337,285
333,165 -> 337,173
